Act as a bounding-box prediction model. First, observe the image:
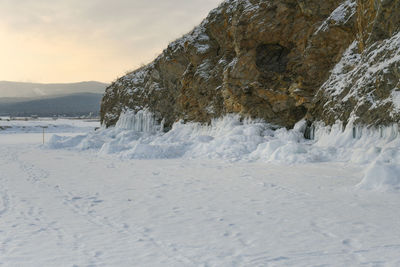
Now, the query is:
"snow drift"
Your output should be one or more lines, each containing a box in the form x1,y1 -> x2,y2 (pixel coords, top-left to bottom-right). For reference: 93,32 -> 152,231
46,111 -> 400,192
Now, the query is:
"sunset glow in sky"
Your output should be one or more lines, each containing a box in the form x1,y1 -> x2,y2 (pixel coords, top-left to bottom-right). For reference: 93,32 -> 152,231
0,0 -> 221,83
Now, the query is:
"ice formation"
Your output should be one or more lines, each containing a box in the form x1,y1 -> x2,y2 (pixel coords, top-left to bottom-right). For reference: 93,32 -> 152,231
47,112 -> 400,191
115,110 -> 163,133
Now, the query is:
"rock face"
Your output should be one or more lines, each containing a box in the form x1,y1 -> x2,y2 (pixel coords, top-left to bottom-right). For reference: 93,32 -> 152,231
311,0 -> 400,126
101,0 -> 400,129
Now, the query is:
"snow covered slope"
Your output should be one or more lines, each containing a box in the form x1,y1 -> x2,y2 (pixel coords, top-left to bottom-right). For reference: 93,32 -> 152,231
313,32 -> 400,125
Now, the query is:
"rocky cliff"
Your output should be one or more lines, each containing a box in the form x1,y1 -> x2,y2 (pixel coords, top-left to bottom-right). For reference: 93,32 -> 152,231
311,0 -> 400,126
101,0 -> 400,129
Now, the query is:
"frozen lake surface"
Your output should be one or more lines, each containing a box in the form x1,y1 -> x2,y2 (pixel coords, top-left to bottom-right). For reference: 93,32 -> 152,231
0,118 -> 399,266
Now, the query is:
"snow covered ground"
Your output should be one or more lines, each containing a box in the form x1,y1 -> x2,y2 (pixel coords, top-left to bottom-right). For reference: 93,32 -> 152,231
0,117 -> 99,134
1,118 -> 400,266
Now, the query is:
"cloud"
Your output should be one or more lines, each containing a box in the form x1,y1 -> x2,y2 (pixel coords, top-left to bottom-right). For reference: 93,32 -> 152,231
0,0 -> 222,83
0,0 -> 222,44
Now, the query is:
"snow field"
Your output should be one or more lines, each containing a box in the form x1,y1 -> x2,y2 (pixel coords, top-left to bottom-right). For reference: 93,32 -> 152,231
1,117 -> 400,266
1,141 -> 400,266
0,118 -> 99,134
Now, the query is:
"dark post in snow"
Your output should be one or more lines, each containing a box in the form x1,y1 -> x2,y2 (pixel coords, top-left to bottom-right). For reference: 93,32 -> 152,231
40,126 -> 48,144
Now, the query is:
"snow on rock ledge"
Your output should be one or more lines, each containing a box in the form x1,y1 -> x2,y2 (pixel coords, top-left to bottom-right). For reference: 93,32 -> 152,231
312,30 -> 400,125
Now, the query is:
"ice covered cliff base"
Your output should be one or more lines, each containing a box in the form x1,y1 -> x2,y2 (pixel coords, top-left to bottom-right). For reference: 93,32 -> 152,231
313,122 -> 400,192
47,111 -> 400,191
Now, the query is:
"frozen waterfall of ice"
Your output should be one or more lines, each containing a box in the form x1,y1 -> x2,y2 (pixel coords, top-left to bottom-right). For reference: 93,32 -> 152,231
115,110 -> 163,133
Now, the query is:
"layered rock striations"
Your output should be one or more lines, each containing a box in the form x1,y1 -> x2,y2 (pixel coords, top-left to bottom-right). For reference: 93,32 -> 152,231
101,0 -> 400,129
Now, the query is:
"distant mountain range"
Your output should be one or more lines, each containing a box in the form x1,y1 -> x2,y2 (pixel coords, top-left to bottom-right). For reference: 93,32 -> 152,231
0,81 -> 107,98
0,81 -> 108,117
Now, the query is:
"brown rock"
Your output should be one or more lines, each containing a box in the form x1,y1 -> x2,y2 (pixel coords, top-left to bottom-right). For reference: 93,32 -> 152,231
310,0 -> 400,127
101,0 -> 399,130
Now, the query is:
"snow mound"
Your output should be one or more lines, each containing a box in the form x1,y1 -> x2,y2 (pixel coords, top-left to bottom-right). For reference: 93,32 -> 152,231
357,144 -> 400,192
47,114 -> 309,162
357,163 -> 400,192
46,112 -> 400,191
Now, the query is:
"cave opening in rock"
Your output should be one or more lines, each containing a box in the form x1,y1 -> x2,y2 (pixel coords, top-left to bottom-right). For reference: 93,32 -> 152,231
256,44 -> 290,73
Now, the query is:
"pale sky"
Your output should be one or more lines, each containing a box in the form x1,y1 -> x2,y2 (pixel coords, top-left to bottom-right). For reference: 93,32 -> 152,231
0,0 -> 222,83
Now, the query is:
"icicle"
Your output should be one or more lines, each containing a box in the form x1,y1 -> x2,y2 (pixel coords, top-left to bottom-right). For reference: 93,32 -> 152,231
116,109 -> 163,133
160,118 -> 165,133
304,124 -> 315,140
352,125 -> 363,139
